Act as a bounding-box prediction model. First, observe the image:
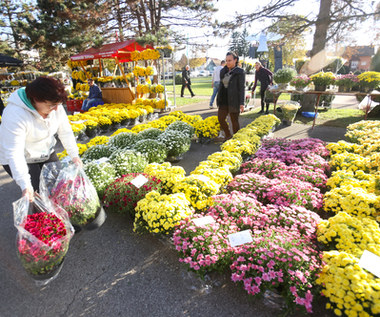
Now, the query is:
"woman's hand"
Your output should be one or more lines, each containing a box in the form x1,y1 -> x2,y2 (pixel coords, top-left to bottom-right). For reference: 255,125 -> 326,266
22,187 -> 34,202
72,156 -> 83,167
240,105 -> 245,113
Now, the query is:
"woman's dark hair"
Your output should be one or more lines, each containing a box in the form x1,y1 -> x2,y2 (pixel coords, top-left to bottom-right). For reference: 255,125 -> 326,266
226,51 -> 239,66
26,76 -> 67,104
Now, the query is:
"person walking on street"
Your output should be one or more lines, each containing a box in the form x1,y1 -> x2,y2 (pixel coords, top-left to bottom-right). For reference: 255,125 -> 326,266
81,78 -> 103,111
0,76 -> 82,202
251,61 -> 273,114
209,60 -> 225,109
181,65 -> 195,98
216,51 -> 245,141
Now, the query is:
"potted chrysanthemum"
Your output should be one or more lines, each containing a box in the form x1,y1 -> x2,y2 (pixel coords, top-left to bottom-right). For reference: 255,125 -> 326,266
310,72 -> 335,91
13,195 -> 74,284
103,173 -> 162,217
157,130 -> 191,162
133,139 -> 168,163
134,191 -> 194,235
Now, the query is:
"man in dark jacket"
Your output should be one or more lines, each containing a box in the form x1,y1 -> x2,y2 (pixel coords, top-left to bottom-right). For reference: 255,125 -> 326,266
251,61 -> 273,114
81,78 -> 103,111
181,65 -> 195,97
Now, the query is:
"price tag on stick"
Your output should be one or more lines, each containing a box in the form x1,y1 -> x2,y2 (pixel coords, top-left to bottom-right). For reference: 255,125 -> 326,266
358,250 -> 380,278
130,174 -> 149,188
228,230 -> 253,247
192,216 -> 215,227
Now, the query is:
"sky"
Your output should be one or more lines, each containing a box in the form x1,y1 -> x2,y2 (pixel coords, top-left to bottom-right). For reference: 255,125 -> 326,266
175,0 -> 379,60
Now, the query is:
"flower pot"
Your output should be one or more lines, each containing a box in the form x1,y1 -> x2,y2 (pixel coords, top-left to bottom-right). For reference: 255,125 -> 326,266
85,127 -> 98,138
277,83 -> 288,90
128,118 -> 138,126
314,85 -> 326,91
120,118 -> 130,126
111,123 -> 121,131
338,86 -> 350,93
99,124 -> 110,133
166,154 -> 184,163
27,257 -> 65,284
138,114 -> 147,123
84,207 -> 107,231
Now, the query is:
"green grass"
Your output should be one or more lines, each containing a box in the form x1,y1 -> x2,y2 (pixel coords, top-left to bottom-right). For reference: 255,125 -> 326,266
163,76 -> 290,102
241,107 -> 368,129
168,97 -> 207,107
295,108 -> 366,128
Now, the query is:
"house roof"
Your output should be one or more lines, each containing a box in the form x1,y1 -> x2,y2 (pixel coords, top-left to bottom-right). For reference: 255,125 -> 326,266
344,46 -> 375,57
70,40 -> 154,62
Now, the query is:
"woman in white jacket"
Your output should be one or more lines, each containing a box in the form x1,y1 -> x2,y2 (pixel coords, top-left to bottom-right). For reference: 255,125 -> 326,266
0,76 -> 82,201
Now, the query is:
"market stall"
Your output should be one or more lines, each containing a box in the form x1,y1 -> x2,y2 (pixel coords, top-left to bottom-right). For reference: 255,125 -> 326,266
70,40 -> 154,104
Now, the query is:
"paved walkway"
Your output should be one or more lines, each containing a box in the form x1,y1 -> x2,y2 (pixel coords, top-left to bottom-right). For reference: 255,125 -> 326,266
0,95 -> 356,317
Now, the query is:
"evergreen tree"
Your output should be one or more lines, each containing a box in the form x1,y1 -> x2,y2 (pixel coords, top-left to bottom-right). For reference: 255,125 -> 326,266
19,0 -> 108,71
0,0 -> 26,57
370,48 -> 380,72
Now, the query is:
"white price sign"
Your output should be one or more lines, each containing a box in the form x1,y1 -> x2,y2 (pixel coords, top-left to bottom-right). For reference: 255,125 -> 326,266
192,216 -> 215,227
94,157 -> 109,165
130,174 -> 149,188
228,230 -> 253,247
358,250 -> 380,278
196,175 -> 210,183
70,120 -> 87,124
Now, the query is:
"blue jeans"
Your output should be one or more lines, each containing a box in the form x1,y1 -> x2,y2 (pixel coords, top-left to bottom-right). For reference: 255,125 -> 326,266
82,98 -> 103,111
210,81 -> 220,107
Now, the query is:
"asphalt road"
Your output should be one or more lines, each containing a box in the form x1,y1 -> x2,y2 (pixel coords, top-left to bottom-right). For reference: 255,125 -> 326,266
0,96 -> 356,317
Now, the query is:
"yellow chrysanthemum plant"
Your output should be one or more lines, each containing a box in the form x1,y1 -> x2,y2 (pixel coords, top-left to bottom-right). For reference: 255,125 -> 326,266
194,116 -> 221,141
133,191 -> 194,235
57,143 -> 88,159
316,251 -> 380,317
357,71 -> 380,92
317,211 -> 380,258
173,174 -> 220,211
345,120 -> 380,144
323,183 -> 380,220
319,118 -> 380,316
144,162 -> 186,194
190,165 -> 233,189
206,151 -> 243,174
130,49 -> 160,62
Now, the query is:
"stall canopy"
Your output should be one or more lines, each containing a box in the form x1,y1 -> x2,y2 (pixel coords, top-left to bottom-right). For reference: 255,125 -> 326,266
70,40 -> 154,62
0,54 -> 23,67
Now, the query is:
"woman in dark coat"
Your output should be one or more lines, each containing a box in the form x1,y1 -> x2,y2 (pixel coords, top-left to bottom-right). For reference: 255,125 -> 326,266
216,51 -> 245,140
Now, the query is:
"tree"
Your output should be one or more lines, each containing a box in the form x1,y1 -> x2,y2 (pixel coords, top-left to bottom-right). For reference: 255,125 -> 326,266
220,0 -> 379,73
0,0 -> 28,57
175,54 -> 188,70
189,57 -> 206,68
18,0 -> 108,71
267,16 -> 308,68
371,48 -> 380,72
228,28 -> 250,58
106,0 -> 217,47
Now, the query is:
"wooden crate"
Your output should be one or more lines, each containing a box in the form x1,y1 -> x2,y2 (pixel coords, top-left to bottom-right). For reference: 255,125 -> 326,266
101,87 -> 135,104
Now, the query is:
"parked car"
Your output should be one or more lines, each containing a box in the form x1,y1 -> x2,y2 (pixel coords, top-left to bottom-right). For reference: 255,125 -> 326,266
190,70 -> 199,78
198,70 -> 210,77
160,72 -> 174,80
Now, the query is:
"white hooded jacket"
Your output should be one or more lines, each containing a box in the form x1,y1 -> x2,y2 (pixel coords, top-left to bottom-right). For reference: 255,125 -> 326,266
0,90 -> 79,191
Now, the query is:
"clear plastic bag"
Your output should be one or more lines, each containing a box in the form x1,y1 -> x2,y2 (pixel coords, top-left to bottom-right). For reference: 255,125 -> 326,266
358,94 -> 379,112
13,194 -> 74,285
39,160 -> 71,197
42,164 -> 101,227
278,100 -> 301,124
